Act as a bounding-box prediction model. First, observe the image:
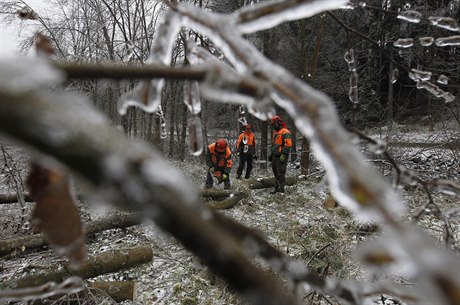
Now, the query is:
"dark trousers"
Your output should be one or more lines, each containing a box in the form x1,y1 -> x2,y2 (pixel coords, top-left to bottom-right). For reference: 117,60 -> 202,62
205,170 -> 231,189
236,154 -> 253,179
271,156 -> 287,192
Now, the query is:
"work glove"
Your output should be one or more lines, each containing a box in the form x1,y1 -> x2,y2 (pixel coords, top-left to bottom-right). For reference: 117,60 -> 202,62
209,167 -> 214,174
280,154 -> 286,162
222,174 -> 228,180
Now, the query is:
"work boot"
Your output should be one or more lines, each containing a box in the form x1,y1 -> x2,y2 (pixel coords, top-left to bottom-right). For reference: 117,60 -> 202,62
204,184 -> 212,189
236,176 -> 242,180
244,174 -> 250,179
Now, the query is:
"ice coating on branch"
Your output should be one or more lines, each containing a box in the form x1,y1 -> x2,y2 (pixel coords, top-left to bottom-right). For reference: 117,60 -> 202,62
419,36 -> 434,46
437,74 -> 449,85
391,68 -> 399,84
409,69 -> 432,81
393,38 -> 414,48
117,80 -> 164,115
436,180 -> 460,196
435,35 -> 460,47
141,157 -> 199,207
339,1 -> 356,10
397,10 -> 422,23
345,49 -> 359,104
368,139 -> 387,155
356,235 -> 417,276
236,0 -> 348,34
184,81 -> 202,115
118,11 -> 183,115
416,81 -> 444,98
428,16 -> 460,32
0,56 -> 64,94
442,92 -> 455,103
188,116 -> 203,156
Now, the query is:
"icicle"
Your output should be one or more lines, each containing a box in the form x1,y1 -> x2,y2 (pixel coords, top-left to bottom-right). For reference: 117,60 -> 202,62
348,73 -> 359,104
419,36 -> 434,46
118,11 -> 182,116
345,48 -> 358,104
184,81 -> 202,115
437,74 -> 449,85
189,116 -> 203,156
393,38 -> 414,48
435,35 -> 460,47
428,16 -> 460,32
117,80 -> 164,115
397,10 -> 422,23
391,68 -> 399,84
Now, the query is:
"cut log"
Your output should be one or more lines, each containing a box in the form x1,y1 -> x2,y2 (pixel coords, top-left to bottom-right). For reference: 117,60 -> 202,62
0,212 -> 142,256
1,246 -> 153,289
21,281 -> 136,304
89,281 -> 136,302
200,189 -> 245,198
209,195 -> 244,210
248,176 -> 297,189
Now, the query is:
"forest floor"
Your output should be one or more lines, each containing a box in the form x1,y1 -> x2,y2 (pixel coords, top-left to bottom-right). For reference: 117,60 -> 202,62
0,120 -> 459,305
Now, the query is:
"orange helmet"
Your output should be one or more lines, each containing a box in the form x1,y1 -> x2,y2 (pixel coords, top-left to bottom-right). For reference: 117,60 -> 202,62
271,115 -> 282,124
215,138 -> 227,152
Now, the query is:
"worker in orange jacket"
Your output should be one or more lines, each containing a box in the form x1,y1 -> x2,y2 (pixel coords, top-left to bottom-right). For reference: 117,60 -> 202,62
235,124 -> 256,179
269,116 -> 292,193
204,138 -> 233,189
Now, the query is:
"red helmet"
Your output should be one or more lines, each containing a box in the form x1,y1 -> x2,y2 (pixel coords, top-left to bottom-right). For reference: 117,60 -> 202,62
271,115 -> 282,124
215,138 -> 227,152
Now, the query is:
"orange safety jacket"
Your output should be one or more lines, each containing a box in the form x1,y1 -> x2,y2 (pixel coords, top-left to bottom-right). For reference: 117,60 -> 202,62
206,143 -> 233,174
236,132 -> 256,155
271,127 -> 292,156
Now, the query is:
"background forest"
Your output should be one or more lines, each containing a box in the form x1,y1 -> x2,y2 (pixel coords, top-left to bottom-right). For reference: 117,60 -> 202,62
0,0 -> 459,305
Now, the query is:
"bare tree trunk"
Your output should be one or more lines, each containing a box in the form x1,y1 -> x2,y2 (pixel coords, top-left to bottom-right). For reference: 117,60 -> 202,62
300,137 -> 310,175
387,46 -> 394,131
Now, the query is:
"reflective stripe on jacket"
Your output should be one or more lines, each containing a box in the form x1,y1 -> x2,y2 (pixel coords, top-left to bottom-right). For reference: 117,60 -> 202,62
206,143 -> 233,173
271,127 -> 292,156
236,132 -> 256,155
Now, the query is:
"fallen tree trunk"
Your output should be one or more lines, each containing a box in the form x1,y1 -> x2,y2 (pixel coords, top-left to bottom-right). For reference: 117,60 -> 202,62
89,281 -> 136,302
248,177 -> 297,189
209,195 -> 244,210
1,246 -> 153,289
0,193 -> 34,204
0,212 -> 142,256
200,189 -> 246,198
21,281 -> 136,304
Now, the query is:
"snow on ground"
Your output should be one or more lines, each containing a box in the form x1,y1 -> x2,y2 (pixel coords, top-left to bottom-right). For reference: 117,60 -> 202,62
0,121 -> 459,305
